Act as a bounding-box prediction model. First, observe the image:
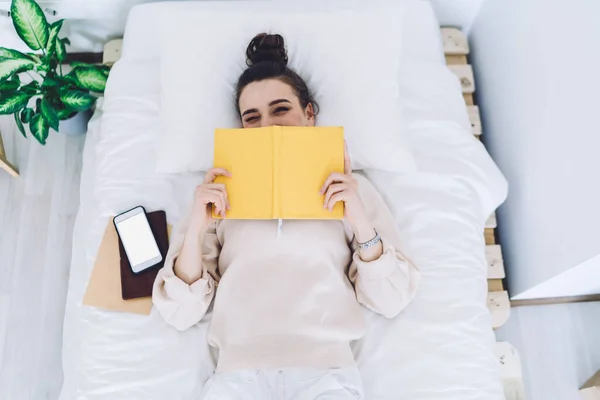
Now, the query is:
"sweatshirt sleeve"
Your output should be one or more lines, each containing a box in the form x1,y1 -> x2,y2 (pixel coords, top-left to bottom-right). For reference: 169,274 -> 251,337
347,174 -> 421,319
152,204 -> 221,331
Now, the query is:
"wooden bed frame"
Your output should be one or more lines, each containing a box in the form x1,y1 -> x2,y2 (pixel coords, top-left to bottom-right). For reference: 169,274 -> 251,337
440,28 -> 511,330
442,28 -> 525,399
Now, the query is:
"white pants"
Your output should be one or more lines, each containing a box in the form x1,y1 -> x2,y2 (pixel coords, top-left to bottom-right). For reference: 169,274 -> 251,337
200,366 -> 364,400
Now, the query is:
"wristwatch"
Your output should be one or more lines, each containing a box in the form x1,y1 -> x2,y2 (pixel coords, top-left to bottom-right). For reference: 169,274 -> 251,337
357,230 -> 381,249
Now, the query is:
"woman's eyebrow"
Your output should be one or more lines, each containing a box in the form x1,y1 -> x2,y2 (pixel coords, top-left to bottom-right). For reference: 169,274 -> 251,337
241,108 -> 259,117
268,99 -> 291,107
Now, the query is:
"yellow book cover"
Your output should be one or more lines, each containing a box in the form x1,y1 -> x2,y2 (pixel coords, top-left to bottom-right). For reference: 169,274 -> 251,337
213,126 -> 344,220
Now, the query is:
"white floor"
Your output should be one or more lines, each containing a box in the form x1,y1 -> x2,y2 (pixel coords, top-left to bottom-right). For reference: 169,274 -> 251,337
0,117 -> 85,400
495,301 -> 600,400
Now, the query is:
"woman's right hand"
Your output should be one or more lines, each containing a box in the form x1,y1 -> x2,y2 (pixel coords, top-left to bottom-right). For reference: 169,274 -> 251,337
191,168 -> 232,229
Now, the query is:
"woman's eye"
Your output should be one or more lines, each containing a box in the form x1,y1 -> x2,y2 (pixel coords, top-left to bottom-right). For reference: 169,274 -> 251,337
245,116 -> 259,123
273,107 -> 289,114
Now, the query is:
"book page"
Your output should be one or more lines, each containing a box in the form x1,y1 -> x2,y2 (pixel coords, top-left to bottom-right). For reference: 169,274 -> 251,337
213,128 -> 273,219
278,126 -> 344,219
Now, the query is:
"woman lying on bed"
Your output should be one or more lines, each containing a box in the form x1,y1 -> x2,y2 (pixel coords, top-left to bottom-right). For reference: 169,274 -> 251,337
153,33 -> 420,399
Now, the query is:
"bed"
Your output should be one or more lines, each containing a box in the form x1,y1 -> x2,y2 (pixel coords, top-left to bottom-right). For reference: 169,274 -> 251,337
60,1 -> 508,399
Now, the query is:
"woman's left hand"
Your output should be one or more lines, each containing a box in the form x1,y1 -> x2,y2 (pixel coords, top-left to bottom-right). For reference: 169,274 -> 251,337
319,143 -> 368,228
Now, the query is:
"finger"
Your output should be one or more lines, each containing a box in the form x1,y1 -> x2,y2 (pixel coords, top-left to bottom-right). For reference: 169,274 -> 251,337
205,184 -> 230,209
206,188 -> 228,216
327,190 -> 348,211
213,198 -> 226,218
320,172 -> 350,194
323,183 -> 346,207
204,168 -> 232,183
203,185 -> 229,204
344,141 -> 352,175
202,190 -> 227,217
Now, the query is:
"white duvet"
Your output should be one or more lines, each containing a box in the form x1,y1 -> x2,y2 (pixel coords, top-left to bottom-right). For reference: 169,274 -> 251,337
60,2 -> 508,400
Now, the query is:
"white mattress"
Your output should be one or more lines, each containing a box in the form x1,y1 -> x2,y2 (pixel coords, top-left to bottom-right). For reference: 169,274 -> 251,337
60,1 -> 508,399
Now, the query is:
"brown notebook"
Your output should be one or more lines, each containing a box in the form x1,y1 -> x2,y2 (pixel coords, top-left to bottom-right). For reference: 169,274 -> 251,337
118,210 -> 169,300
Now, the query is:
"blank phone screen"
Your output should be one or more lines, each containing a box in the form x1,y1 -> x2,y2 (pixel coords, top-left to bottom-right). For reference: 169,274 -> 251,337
116,212 -> 161,267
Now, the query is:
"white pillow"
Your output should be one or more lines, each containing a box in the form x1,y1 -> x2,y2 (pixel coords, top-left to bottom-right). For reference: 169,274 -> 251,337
156,1 -> 416,174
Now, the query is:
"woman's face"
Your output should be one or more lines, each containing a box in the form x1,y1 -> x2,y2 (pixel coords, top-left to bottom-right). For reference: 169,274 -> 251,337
239,79 -> 315,128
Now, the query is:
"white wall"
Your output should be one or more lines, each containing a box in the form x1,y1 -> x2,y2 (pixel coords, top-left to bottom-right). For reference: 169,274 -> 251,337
469,0 -> 600,298
428,0 -> 484,31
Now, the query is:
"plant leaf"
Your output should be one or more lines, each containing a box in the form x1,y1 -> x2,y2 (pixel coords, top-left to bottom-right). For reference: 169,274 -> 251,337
60,71 -> 78,86
72,66 -> 107,93
9,74 -> 21,84
36,63 -> 49,73
35,97 -> 41,113
27,53 -> 41,63
0,47 -> 33,61
30,113 -> 49,145
42,75 -> 59,88
0,92 -> 31,114
57,107 -> 76,120
61,38 -> 71,46
0,80 -> 19,91
20,81 -> 39,95
10,0 -> 49,51
0,58 -> 36,81
98,65 -> 111,77
59,89 -> 95,112
21,107 -> 34,123
55,36 -> 66,62
14,112 -> 26,138
40,96 -> 59,131
45,19 -> 64,55
69,61 -> 89,68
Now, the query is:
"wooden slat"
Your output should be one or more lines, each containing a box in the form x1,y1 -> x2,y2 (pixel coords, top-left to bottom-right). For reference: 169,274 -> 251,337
445,54 -> 468,65
485,228 -> 495,245
441,27 -> 470,55
495,342 -> 527,400
468,105 -> 482,136
488,291 -> 510,329
64,52 -> 103,64
448,64 -> 475,93
463,93 -> 474,105
0,131 -> 19,177
103,39 -> 123,66
486,245 -> 505,279
488,279 -> 504,292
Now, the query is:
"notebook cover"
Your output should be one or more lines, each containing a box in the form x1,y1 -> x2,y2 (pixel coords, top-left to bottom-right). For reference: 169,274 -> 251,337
118,210 -> 169,300
82,220 -> 153,315
213,126 -> 344,220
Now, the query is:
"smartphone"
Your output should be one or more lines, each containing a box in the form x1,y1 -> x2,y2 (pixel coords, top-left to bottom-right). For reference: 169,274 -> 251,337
113,206 -> 163,274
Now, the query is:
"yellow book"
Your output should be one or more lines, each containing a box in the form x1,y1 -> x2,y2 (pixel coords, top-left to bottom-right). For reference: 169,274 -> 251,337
213,126 -> 344,219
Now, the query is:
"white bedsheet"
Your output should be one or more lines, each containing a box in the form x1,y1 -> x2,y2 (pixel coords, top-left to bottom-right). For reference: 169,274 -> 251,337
60,2 -> 508,399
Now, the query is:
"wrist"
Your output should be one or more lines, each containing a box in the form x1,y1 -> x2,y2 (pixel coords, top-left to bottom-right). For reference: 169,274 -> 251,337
352,218 -> 376,243
188,210 -> 209,235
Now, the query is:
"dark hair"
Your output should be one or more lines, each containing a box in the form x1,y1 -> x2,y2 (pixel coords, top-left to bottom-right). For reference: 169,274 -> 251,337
235,33 -> 319,117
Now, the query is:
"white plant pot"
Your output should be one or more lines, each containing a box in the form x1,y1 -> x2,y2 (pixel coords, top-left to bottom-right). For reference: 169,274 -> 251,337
57,109 -> 93,135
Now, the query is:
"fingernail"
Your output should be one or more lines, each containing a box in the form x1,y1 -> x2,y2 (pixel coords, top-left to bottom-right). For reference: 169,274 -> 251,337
323,204 -> 326,208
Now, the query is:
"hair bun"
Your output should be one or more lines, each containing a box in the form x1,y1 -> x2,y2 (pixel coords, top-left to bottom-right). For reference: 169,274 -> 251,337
246,33 -> 288,66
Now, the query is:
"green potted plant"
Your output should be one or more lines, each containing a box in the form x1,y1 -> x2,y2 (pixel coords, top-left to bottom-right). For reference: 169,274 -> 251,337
0,0 -> 108,145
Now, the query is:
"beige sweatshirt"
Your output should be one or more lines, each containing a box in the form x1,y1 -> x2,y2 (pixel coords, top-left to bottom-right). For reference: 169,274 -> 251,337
152,174 -> 420,372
